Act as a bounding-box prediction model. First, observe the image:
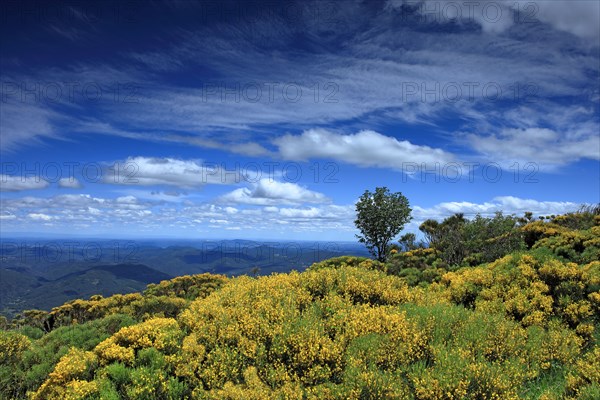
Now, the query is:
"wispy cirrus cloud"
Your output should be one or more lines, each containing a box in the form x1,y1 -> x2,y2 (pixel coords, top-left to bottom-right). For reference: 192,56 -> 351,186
467,127 -> 600,168
388,1 -> 600,39
0,102 -> 61,153
459,103 -> 600,168
2,0 -> 598,171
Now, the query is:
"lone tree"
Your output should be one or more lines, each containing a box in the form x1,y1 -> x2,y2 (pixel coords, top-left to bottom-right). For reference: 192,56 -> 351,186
354,187 -> 412,262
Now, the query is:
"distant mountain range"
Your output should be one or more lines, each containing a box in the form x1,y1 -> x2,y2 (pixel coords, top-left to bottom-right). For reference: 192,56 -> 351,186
0,239 -> 369,316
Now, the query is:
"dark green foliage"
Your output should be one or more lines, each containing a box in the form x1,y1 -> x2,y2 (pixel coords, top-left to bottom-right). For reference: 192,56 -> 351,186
16,325 -> 44,340
418,212 -> 525,268
551,204 -> 600,230
307,256 -> 386,272
398,232 -> 420,251
104,362 -> 131,391
462,212 -> 525,264
143,273 -> 227,300
355,187 -> 412,262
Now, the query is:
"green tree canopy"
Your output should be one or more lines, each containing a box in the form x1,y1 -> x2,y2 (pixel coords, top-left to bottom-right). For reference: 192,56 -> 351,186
354,187 -> 412,262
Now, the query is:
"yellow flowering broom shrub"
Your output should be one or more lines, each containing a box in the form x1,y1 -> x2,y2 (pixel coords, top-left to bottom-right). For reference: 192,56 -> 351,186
521,220 -> 569,248
565,346 -> 600,398
95,317 -> 183,366
0,331 -> 30,365
437,252 -> 599,334
533,226 -> 600,264
143,273 -> 228,300
307,256 -> 387,272
50,273 -> 226,327
30,347 -> 98,400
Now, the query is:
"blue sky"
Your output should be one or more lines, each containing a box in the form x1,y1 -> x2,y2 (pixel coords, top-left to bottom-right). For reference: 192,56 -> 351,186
1,0 -> 599,240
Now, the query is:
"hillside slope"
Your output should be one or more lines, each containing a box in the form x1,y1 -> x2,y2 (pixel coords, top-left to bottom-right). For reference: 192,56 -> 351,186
1,214 -> 598,399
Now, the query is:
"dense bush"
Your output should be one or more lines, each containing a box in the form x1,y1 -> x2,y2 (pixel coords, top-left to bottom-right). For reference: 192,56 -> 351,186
418,212 -> 525,267
386,248 -> 446,286
307,256 -> 386,272
533,226 -> 600,264
143,273 -> 228,300
30,273 -> 228,329
438,252 -> 599,336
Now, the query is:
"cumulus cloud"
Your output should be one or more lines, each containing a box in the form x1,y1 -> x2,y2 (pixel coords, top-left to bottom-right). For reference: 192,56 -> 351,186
116,195 -> 138,204
27,213 -> 54,221
275,129 -> 455,169
220,179 -> 330,205
105,156 -> 242,188
0,175 -> 49,192
279,207 -> 321,218
58,177 -> 82,188
1,193 -> 157,234
1,191 -> 357,238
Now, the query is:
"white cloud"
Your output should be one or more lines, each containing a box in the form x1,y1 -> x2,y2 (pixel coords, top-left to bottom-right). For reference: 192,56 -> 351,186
88,207 -> 101,215
513,0 -> 600,40
0,102 -> 58,153
279,207 -> 321,218
494,196 -> 583,215
220,179 -> 330,205
275,129 -> 455,169
58,177 -> 82,188
3,192 -> 354,237
105,156 -> 242,188
1,194 -> 154,233
70,8 -> 594,161
466,127 -> 600,168
413,196 -> 581,221
3,3 -> 597,174
0,175 -> 49,192
143,132 -> 271,157
389,1 -> 600,40
408,0 -> 515,34
116,195 -> 138,204
28,213 -> 54,221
